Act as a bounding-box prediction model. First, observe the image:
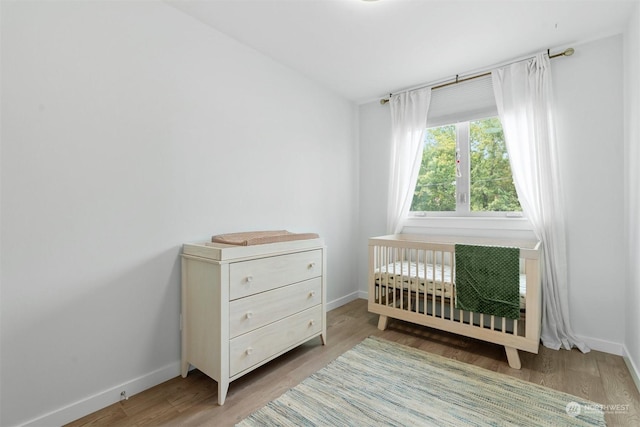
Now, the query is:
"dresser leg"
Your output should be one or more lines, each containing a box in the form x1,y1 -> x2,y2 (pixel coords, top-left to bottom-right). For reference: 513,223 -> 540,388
320,332 -> 327,345
218,380 -> 229,405
180,360 -> 190,378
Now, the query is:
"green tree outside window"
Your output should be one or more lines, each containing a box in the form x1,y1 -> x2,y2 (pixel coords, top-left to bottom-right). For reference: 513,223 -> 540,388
411,117 -> 521,213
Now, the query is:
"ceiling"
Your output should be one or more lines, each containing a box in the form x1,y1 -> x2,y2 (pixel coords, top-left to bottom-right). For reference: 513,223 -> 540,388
165,0 -> 637,104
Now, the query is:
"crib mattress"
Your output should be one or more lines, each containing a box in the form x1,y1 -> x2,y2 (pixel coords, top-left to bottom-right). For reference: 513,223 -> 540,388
374,262 -> 526,309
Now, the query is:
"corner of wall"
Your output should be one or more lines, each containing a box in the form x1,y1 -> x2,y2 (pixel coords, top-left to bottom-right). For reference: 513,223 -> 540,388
623,0 -> 640,394
623,347 -> 640,394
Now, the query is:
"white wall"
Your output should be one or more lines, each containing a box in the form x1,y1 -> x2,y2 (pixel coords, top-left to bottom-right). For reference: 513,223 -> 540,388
356,100 -> 391,297
357,35 -> 627,354
553,35 -> 626,352
0,1 -> 357,426
624,2 -> 640,388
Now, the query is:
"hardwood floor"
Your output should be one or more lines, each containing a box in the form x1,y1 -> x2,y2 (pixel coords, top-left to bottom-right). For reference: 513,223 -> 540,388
67,299 -> 640,426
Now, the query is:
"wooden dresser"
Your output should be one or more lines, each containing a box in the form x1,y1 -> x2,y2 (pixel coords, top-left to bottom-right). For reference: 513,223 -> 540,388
180,238 -> 326,405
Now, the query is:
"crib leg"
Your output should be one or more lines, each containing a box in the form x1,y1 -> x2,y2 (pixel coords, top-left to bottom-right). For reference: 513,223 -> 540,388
505,346 -> 521,369
378,315 -> 389,331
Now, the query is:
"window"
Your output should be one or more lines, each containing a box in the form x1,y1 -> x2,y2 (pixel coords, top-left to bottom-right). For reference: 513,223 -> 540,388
410,117 -> 521,215
409,74 -> 521,217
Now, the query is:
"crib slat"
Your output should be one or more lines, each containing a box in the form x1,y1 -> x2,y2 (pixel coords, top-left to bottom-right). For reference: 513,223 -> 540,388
409,248 -> 413,312
436,249 -> 440,318
409,249 -> 412,312
413,249 -> 417,313
384,246 -> 390,306
416,248 -> 419,313
379,246 -> 383,305
399,247 -> 404,309
391,247 -> 395,308
380,245 -> 384,305
383,246 -> 387,305
445,250 -> 450,320
422,249 -> 427,317
398,247 -> 403,310
375,246 -> 380,304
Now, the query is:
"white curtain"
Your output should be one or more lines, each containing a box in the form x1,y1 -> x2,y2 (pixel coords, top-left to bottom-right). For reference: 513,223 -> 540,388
492,54 -> 589,352
387,88 -> 431,234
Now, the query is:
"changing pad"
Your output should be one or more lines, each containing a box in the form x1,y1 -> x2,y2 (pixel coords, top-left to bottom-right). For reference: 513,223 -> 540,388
211,230 -> 319,246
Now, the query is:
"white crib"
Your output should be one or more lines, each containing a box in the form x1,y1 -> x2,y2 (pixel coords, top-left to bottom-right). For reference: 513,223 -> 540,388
368,234 -> 542,369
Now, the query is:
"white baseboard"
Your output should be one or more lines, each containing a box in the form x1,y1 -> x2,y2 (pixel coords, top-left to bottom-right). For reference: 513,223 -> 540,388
575,334 -> 625,356
20,361 -> 180,427
326,291 -> 362,311
623,345 -> 640,394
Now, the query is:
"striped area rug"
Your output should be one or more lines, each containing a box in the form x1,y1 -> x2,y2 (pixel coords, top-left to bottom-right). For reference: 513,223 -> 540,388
237,337 -> 605,427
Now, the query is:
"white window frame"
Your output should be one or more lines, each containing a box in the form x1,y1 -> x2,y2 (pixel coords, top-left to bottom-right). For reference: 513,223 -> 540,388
406,122 -> 531,238
410,117 -> 524,219
456,121 -> 471,215
404,75 -> 530,234
403,216 -> 534,240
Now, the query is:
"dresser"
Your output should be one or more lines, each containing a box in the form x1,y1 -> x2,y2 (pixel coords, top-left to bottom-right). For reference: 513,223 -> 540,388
180,238 -> 326,405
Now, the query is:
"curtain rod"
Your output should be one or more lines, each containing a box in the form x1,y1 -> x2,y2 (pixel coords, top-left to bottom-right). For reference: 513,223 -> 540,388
379,47 -> 575,105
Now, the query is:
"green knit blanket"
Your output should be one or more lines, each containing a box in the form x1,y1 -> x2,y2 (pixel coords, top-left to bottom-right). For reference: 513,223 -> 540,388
454,244 -> 521,319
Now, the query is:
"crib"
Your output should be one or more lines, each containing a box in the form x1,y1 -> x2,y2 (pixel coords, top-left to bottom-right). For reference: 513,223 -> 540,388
368,234 -> 542,369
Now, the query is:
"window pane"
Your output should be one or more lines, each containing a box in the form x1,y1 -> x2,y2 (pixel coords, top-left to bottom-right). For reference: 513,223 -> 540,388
411,125 -> 456,211
469,118 -> 521,212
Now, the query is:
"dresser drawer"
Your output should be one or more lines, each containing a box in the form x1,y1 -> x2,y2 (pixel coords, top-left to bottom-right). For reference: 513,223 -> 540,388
229,277 -> 322,338
229,250 -> 322,300
229,305 -> 323,377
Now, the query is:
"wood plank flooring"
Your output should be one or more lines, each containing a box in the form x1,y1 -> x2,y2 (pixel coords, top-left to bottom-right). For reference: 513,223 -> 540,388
66,299 -> 640,426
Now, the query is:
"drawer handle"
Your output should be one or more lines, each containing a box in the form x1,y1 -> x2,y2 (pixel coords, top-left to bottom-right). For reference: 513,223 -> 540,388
245,275 -> 253,283
309,291 -> 316,298
246,347 -> 254,355
246,311 -> 253,319
308,262 -> 316,269
309,319 -> 315,326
